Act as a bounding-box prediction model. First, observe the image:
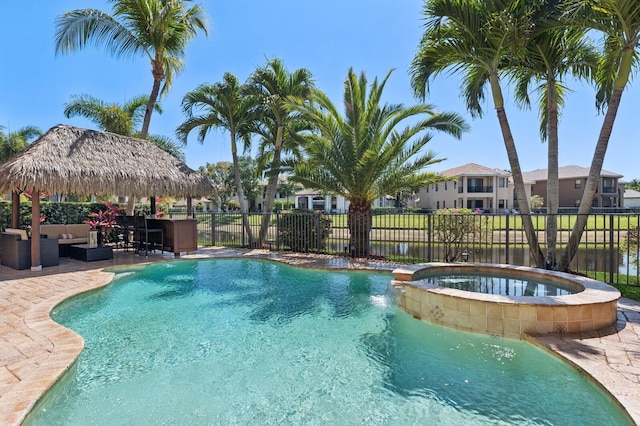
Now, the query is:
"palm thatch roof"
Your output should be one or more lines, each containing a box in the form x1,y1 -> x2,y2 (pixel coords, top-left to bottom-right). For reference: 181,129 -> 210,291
0,124 -> 212,197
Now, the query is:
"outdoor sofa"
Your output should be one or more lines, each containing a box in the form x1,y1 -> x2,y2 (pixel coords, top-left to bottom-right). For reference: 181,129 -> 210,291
40,224 -> 91,257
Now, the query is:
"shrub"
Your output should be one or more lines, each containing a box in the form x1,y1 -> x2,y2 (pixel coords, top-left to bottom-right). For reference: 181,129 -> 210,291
0,201 -> 129,231
621,226 -> 639,267
273,200 -> 295,212
431,208 -> 492,262
278,212 -> 332,252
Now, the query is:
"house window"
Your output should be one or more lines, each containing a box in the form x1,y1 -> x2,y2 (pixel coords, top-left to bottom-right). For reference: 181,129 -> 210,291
454,200 -> 457,208
444,182 -> 447,190
453,181 -> 457,189
436,201 -> 440,209
575,179 -> 581,189
602,178 -> 615,193
443,201 -> 446,208
499,177 -> 506,188
435,184 -> 438,192
331,196 -> 337,211
312,196 -> 325,211
498,199 -> 505,209
426,186 -> 429,193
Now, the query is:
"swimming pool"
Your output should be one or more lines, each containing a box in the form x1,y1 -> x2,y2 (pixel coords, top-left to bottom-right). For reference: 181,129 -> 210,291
26,259 -> 630,424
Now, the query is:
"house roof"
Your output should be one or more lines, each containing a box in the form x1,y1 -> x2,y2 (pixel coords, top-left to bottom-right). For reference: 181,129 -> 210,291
624,189 -> 640,199
0,125 -> 213,198
439,163 -> 511,177
522,165 -> 623,182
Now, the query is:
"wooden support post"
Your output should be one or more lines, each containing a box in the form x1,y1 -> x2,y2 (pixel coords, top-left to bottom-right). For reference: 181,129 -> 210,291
11,190 -> 20,229
31,190 -> 42,271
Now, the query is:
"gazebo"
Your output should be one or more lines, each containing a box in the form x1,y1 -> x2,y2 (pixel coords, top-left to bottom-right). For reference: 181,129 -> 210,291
0,124 -> 213,270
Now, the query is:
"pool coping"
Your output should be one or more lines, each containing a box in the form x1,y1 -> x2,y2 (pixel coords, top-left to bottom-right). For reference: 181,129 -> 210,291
0,248 -> 638,424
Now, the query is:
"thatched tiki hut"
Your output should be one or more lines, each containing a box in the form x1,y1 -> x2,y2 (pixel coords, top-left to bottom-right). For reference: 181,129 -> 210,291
0,124 -> 212,270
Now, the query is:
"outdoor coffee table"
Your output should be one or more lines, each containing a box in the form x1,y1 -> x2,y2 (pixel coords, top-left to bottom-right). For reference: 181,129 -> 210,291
69,244 -> 113,262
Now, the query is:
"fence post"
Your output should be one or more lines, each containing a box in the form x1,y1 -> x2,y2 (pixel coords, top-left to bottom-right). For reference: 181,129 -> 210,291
609,214 -> 615,285
242,213 -> 246,247
276,211 -> 280,251
211,213 -> 216,246
317,211 -> 322,252
505,214 -> 510,265
427,214 -> 432,262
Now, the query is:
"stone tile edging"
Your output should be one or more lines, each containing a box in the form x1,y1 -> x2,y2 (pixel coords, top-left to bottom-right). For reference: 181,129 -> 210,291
0,269 -> 115,425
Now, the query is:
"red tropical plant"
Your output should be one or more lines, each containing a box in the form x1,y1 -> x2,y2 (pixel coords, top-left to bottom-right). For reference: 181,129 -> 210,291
84,202 -> 124,242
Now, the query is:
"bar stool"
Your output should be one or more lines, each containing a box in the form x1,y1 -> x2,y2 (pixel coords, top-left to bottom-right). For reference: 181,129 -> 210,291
134,216 -> 163,257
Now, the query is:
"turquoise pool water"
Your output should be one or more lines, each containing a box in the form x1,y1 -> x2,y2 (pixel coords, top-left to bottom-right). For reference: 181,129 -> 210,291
27,259 -> 630,425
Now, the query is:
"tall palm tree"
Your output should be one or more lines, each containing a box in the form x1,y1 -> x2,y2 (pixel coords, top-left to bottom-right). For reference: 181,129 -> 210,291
0,126 -> 41,163
410,0 -> 546,267
64,93 -> 186,161
558,0 -> 640,270
244,58 -> 314,245
54,0 -> 208,140
511,25 -> 598,269
291,68 -> 468,257
177,72 -> 257,241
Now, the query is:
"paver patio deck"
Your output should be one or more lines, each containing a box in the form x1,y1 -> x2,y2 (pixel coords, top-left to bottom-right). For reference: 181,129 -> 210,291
0,247 -> 638,424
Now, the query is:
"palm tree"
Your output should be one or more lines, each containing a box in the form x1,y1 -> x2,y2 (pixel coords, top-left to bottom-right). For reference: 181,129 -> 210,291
0,126 -> 41,163
291,68 -> 468,257
64,93 -> 185,161
244,58 -> 314,245
177,72 -> 257,242
558,0 -> 640,270
277,179 -> 301,209
410,0 -> 546,267
511,25 -> 598,269
54,0 -> 208,140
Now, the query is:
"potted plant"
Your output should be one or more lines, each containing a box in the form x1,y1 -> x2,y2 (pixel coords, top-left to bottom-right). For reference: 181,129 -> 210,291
84,202 -> 122,246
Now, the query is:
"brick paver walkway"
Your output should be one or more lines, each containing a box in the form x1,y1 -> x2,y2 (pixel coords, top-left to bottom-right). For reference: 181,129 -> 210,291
0,248 -> 638,424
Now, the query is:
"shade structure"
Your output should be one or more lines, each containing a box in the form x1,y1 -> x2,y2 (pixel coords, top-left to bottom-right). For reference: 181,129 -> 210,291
0,124 -> 213,270
0,124 -> 212,198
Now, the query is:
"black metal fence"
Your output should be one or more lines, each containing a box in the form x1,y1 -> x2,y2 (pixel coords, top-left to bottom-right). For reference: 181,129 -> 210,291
169,211 -> 640,287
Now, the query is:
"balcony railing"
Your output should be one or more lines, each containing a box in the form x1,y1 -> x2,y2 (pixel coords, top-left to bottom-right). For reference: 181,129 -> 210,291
602,187 -> 617,194
467,185 -> 493,193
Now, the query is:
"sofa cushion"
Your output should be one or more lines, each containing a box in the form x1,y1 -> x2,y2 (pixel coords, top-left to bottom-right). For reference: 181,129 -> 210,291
41,225 -> 67,240
4,228 -> 28,240
66,224 -> 91,238
65,237 -> 89,244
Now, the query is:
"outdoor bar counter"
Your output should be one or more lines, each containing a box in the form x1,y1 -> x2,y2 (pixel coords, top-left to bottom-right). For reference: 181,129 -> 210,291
147,218 -> 198,256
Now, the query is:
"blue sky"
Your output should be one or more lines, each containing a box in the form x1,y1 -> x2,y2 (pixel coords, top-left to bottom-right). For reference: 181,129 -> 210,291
1,1 -> 638,181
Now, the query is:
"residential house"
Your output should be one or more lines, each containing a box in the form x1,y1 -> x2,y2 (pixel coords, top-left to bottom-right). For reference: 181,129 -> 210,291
295,189 -> 350,213
414,163 -> 518,213
172,197 -> 215,212
624,188 -> 640,209
294,189 -> 393,213
522,165 -> 624,209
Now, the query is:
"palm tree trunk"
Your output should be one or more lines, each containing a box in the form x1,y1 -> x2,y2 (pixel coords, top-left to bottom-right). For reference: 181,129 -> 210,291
141,61 -> 164,140
558,87 -> 624,270
230,134 -> 254,243
127,62 -> 164,216
546,80 -> 559,269
348,199 -> 371,258
258,125 -> 284,244
490,74 -> 544,267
